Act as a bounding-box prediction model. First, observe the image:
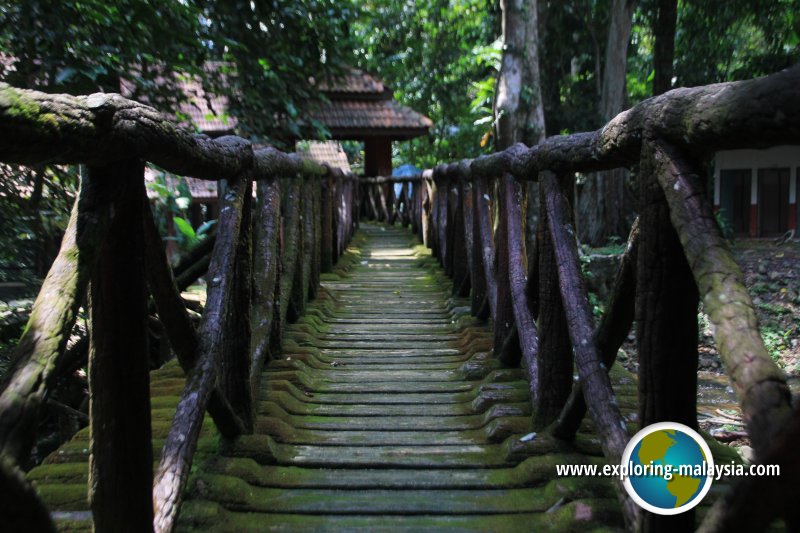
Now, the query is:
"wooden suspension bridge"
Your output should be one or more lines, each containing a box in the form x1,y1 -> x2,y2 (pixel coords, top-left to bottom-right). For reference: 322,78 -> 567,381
0,66 -> 798,532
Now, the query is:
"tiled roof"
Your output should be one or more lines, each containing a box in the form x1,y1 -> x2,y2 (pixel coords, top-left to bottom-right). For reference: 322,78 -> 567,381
145,167 -> 219,200
314,99 -> 432,140
316,69 -> 384,95
179,77 -> 238,134
297,141 -> 352,173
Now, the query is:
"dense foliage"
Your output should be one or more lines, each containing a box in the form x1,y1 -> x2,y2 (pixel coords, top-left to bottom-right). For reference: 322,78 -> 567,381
0,0 -> 798,274
353,0 -> 500,168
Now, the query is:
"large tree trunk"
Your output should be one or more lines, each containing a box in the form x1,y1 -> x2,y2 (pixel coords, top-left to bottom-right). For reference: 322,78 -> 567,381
494,0 -> 546,150
493,0 -> 546,365
652,0 -> 677,96
578,0 -> 636,246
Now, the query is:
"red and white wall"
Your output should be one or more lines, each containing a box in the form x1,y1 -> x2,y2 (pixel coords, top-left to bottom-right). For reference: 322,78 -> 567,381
714,145 -> 799,238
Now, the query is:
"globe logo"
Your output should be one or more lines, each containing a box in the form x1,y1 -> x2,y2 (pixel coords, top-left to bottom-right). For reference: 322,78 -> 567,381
621,422 -> 714,515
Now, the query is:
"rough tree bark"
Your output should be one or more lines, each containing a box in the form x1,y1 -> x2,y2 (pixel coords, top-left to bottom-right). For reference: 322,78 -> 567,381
153,175 -> 249,533
494,0 -> 546,149
250,177 -> 281,396
652,0 -> 677,96
541,171 -> 639,528
492,0 -> 546,367
88,160 -> 153,533
637,142 -> 699,532
0,168 -> 113,466
578,0 -> 637,246
533,173 -> 573,429
552,219 -> 639,439
650,140 -> 792,454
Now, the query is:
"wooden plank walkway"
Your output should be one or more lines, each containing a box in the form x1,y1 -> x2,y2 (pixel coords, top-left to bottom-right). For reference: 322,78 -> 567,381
174,223 -> 627,531
29,222 -> 742,531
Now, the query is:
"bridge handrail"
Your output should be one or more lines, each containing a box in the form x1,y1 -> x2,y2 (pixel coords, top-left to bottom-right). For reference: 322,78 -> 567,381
0,65 -> 798,531
0,82 -> 360,532
358,65 -> 800,531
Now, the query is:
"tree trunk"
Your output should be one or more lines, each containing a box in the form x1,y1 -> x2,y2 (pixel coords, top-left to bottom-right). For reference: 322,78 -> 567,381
652,0 -> 677,96
495,0 -> 546,149
0,168 -> 113,466
579,0 -> 636,246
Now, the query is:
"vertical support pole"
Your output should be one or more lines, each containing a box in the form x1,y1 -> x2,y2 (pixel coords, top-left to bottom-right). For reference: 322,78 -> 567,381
410,182 -> 420,234
221,180 -> 254,431
534,172 -> 573,428
88,160 -> 154,532
451,182 -> 470,296
423,179 -> 435,249
309,177 -> 322,298
320,175 -> 334,273
494,175 -> 521,365
251,176 -> 281,395
289,178 -> 309,322
401,181 -> 410,227
436,172 -> 449,269
427,178 -> 438,254
473,176 -> 497,320
638,142 -> 699,532
445,181 -> 457,277
468,180 -> 488,318
332,179 -> 341,263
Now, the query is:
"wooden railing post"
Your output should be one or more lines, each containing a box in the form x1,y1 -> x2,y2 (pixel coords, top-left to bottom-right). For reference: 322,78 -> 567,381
309,177 -> 322,299
501,174 -> 544,411
433,168 -> 449,267
444,178 -> 458,278
493,175 -> 521,365
552,218 -> 639,439
142,195 -> 245,439
87,160 -> 154,532
450,181 -> 470,296
250,176 -> 281,391
540,171 -> 639,528
636,142 -> 700,531
421,178 -> 434,249
473,176 -> 497,320
467,180 -> 488,319
289,178 -> 312,319
153,174 -> 249,533
533,172 -> 573,428
277,178 -> 302,330
320,175 -> 334,273
220,180 -> 254,431
637,142 -> 699,433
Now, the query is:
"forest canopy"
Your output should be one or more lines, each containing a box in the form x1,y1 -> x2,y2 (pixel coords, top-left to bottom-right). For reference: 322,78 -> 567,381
0,0 -> 796,157
0,0 -> 798,277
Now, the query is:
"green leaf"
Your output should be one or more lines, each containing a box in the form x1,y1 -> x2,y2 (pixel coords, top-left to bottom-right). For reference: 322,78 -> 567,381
173,216 -> 197,245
